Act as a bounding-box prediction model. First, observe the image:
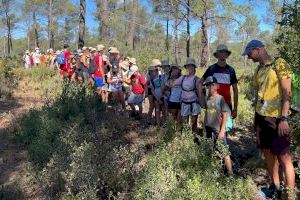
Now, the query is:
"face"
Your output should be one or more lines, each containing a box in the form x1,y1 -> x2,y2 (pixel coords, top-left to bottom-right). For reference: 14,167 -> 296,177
110,53 -> 118,58
247,48 -> 260,62
150,69 -> 158,78
162,66 -> 170,73
216,51 -> 229,61
171,68 -> 180,78
186,64 -> 195,75
207,83 -> 218,95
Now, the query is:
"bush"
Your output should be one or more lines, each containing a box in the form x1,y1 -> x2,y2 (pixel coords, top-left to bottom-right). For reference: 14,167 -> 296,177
134,126 -> 256,200
0,57 -> 19,99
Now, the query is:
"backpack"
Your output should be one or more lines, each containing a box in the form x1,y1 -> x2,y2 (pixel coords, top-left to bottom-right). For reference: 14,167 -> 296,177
56,52 -> 66,65
151,75 -> 162,90
271,58 -> 300,112
181,75 -> 206,98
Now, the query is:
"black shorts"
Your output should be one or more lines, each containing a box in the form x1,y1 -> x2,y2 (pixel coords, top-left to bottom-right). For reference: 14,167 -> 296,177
168,101 -> 181,110
254,113 -> 290,155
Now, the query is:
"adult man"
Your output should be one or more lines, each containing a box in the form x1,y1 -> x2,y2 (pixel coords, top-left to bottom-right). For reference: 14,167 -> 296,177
199,44 -> 238,119
244,40 -> 295,199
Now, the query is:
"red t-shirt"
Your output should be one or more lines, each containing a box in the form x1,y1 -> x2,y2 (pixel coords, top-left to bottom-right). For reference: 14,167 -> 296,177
131,72 -> 146,95
60,50 -> 71,71
94,54 -> 105,78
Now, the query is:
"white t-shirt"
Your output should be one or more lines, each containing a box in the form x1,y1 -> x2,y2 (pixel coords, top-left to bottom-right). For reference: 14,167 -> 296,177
174,75 -> 199,102
33,52 -> 41,64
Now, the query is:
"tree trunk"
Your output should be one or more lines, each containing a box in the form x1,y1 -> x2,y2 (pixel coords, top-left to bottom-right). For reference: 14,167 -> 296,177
200,13 -> 208,68
186,0 -> 190,58
64,17 -> 71,44
127,0 -> 138,49
33,11 -> 39,48
174,5 -> 179,64
78,0 -> 86,49
166,16 -> 169,55
98,0 -> 109,40
48,0 -> 54,49
6,15 -> 13,55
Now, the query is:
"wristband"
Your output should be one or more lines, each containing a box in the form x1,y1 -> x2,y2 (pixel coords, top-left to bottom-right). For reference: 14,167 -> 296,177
279,115 -> 288,121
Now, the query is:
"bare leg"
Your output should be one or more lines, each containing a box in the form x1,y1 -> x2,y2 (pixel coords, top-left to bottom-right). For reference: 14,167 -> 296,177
224,155 -> 233,175
277,152 -> 295,189
263,149 -> 280,186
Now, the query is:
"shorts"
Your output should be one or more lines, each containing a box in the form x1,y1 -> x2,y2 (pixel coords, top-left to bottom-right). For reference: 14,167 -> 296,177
181,101 -> 201,117
254,113 -> 290,155
111,86 -> 123,93
205,126 -> 228,145
95,77 -> 104,88
127,92 -> 143,105
102,84 -> 111,92
168,101 -> 181,110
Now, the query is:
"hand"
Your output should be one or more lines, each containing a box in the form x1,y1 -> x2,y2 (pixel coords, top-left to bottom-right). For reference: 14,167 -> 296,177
218,130 -> 225,140
232,109 -> 237,119
278,120 -> 289,137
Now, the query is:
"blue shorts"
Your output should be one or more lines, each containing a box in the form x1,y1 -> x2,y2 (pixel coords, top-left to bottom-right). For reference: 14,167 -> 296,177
127,92 -> 143,106
95,77 -> 104,88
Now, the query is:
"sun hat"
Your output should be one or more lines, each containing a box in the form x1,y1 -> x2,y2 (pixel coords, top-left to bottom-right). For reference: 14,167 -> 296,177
129,57 -> 137,65
204,76 -> 218,86
88,46 -> 93,50
91,48 -> 97,52
213,44 -> 232,58
242,40 -> 265,56
96,44 -> 105,51
108,46 -> 114,52
150,59 -> 162,67
119,61 -> 130,70
35,47 -> 39,50
184,58 -> 197,68
82,46 -> 87,51
109,47 -> 120,54
161,60 -> 171,67
25,50 -> 30,54
130,65 -> 138,72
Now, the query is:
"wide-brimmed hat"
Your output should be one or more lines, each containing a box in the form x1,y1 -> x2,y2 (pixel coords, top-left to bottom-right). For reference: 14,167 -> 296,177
171,63 -> 181,69
110,47 -> 120,54
242,40 -> 264,56
96,44 -> 105,51
150,59 -> 161,67
130,65 -> 138,72
88,46 -> 93,50
82,46 -> 88,51
213,44 -> 231,58
129,57 -> 137,65
108,46 -> 114,52
91,48 -> 97,52
184,58 -> 197,68
25,50 -> 30,54
35,47 -> 39,50
119,61 -> 130,70
161,60 -> 171,67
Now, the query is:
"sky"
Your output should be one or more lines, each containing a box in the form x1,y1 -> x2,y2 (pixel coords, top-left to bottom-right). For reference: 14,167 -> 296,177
10,0 -> 274,39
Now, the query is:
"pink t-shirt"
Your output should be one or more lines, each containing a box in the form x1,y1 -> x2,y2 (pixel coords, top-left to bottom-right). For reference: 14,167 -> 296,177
174,75 -> 199,102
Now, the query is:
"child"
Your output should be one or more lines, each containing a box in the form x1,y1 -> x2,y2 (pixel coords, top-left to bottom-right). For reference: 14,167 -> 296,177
124,65 -> 146,119
107,67 -> 126,112
148,63 -> 165,126
204,76 -> 233,175
173,58 -> 201,133
165,64 -> 182,122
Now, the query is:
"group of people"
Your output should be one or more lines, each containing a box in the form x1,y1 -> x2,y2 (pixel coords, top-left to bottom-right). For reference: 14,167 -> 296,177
22,39 -> 297,199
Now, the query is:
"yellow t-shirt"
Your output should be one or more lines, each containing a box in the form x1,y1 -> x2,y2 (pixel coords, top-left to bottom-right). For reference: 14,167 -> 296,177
253,58 -> 292,118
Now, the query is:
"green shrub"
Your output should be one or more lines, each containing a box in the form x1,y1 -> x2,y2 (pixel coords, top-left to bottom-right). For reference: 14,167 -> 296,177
134,127 -> 256,200
0,57 -> 19,99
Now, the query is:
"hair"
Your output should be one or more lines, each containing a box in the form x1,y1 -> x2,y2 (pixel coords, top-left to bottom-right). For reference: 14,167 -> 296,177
169,67 -> 181,79
63,44 -> 69,49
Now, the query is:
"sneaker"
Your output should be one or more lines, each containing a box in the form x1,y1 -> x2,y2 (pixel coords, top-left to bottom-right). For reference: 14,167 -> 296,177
258,183 -> 281,199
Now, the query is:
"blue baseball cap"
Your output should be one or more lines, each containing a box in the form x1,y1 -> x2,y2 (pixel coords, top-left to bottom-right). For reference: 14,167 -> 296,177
242,40 -> 265,56
204,76 -> 218,86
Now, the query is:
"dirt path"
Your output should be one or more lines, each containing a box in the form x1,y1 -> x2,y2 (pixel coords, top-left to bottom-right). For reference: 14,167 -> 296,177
0,79 -> 45,199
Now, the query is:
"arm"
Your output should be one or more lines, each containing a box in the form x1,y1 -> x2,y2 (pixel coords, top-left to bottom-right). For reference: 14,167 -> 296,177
197,78 -> 207,108
278,78 -> 292,137
219,111 -> 227,139
232,83 -> 239,119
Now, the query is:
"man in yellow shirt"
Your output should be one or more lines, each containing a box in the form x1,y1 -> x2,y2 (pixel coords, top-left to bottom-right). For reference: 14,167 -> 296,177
243,40 -> 295,199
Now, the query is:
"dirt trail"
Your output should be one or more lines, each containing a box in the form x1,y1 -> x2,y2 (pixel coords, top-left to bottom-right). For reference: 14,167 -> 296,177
0,79 -> 45,199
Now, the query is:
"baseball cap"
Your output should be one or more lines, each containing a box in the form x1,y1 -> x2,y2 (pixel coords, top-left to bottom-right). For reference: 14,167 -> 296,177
204,76 -> 218,86
242,40 -> 265,56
